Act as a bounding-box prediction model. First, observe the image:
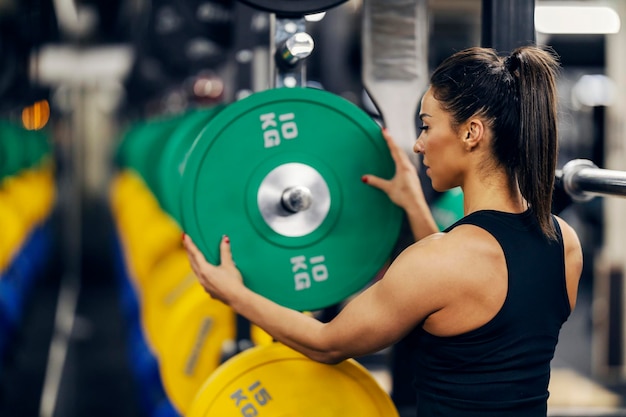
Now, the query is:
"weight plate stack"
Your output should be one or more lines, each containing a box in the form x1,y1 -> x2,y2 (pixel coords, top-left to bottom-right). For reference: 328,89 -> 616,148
157,105 -> 225,225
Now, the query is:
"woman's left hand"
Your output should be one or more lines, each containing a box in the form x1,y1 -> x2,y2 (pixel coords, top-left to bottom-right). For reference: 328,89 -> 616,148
182,234 -> 244,306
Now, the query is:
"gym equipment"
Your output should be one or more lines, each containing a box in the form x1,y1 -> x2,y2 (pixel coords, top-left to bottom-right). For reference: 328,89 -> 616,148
482,0 -> 536,52
362,0 -> 429,167
2,167 -> 56,231
140,250 -> 196,354
0,124 -> 55,344
271,18 -> 314,89
119,114 -> 187,200
0,121 -> 25,179
159,285 -> 236,415
187,342 -> 399,417
0,195 -> 28,272
431,187 -> 464,231
113,171 -> 181,284
0,122 -> 51,181
157,106 -> 225,224
180,87 -> 402,311
238,0 -> 347,16
557,159 -> 626,202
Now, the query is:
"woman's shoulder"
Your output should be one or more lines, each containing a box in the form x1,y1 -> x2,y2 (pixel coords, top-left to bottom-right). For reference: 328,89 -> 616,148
398,224 -> 504,283
388,224 -> 508,333
553,215 -> 582,247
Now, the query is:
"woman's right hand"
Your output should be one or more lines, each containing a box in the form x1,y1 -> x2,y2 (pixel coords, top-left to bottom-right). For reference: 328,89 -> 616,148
182,233 -> 244,306
362,129 -> 425,211
362,128 -> 438,240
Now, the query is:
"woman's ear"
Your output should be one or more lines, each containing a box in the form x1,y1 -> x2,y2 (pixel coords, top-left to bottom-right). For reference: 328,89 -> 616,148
462,119 -> 484,151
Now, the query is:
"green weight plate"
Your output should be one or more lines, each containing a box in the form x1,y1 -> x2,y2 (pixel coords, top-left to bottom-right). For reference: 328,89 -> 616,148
138,117 -> 184,194
187,342 -> 399,417
114,121 -> 145,169
432,187 -> 464,231
157,105 -> 225,225
181,87 -> 402,311
0,121 -> 26,179
123,113 -> 187,195
238,0 -> 347,16
0,123 -> 7,179
22,128 -> 50,169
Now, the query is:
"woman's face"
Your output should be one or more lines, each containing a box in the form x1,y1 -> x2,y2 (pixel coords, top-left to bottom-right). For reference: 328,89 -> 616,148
414,87 -> 467,191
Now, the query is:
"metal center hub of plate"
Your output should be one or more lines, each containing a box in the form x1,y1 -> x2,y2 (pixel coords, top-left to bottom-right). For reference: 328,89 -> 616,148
281,185 -> 313,212
257,162 -> 330,237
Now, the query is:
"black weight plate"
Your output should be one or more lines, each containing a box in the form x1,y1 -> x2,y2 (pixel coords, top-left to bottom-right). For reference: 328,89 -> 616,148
238,0 -> 347,15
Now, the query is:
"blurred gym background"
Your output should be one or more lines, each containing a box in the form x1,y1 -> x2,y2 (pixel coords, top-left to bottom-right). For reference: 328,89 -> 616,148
1,0 -> 626,416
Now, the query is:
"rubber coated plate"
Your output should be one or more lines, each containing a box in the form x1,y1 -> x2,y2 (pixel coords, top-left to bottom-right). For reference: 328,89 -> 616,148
0,195 -> 28,270
140,249 -> 196,353
187,342 -> 399,417
238,0 -> 347,15
157,106 -> 225,225
160,285 -> 236,415
130,210 -> 181,284
115,173 -> 180,283
121,113 -> 186,195
181,87 -> 402,311
0,121 -> 25,179
431,187 -> 464,231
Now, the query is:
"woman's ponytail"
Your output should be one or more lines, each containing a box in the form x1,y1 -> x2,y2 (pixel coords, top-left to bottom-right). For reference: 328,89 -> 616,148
508,46 -> 560,240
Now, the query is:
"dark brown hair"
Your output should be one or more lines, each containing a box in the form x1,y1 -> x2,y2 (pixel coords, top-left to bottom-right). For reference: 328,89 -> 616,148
430,46 -> 560,239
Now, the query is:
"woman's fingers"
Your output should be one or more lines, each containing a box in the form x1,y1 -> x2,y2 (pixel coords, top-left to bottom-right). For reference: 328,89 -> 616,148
382,128 -> 417,172
362,174 -> 390,194
219,235 -> 235,268
362,129 -> 404,192
382,128 -> 408,165
182,233 -> 216,276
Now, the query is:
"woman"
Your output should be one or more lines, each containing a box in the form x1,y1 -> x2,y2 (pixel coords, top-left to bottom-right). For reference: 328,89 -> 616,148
183,46 -> 583,416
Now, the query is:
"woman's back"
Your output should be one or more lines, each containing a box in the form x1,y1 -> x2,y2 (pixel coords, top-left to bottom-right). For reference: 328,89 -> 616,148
410,210 -> 572,416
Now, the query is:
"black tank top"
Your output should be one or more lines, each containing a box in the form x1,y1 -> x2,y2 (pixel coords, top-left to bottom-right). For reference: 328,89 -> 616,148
408,210 -> 571,417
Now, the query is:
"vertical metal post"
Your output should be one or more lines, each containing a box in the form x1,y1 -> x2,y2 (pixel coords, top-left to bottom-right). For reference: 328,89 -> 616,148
270,15 -> 312,88
593,0 -> 626,381
39,86 -> 83,417
481,0 -> 536,52
232,2 -> 271,97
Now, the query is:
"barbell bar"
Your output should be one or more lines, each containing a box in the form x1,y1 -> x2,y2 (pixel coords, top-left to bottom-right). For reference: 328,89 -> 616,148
558,159 -> 626,202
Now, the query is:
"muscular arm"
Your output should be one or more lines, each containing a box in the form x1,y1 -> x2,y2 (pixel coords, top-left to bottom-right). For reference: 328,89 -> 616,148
183,234 -> 448,364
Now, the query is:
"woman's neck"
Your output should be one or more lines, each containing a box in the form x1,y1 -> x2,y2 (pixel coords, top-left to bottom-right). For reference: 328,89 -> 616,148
460,168 -> 526,216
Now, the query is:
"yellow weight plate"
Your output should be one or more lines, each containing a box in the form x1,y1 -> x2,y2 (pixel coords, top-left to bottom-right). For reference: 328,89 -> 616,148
15,168 -> 55,226
31,168 -> 56,224
110,170 -> 145,219
159,284 -> 236,415
116,180 -> 162,239
250,323 -> 273,347
140,249 -> 196,354
131,213 -> 182,286
187,342 -> 399,417
1,172 -> 40,230
115,183 -> 176,285
109,171 -> 134,217
0,198 -> 28,272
